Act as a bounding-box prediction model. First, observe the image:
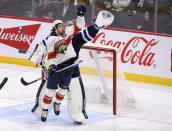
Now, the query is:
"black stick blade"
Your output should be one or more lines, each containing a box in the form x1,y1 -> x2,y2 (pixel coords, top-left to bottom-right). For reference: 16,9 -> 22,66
0,77 -> 8,89
31,104 -> 39,113
20,77 -> 29,86
20,77 -> 42,86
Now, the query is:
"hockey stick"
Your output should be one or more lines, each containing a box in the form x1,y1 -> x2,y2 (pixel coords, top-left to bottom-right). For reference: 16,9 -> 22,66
0,77 -> 8,90
0,67 -> 37,89
57,60 -> 83,72
21,77 -> 42,86
20,63 -> 46,86
19,28 -> 48,113
20,62 -> 46,86
31,79 -> 46,113
20,60 -> 83,86
79,76 -> 88,119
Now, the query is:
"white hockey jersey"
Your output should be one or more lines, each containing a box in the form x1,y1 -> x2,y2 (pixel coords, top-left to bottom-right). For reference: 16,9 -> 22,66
27,16 -> 85,65
46,34 -> 76,65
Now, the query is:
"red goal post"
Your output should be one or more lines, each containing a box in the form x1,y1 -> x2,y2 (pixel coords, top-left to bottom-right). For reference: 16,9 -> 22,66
80,43 -> 117,115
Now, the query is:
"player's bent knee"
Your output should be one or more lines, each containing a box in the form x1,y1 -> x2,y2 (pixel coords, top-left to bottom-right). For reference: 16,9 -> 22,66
45,88 -> 56,97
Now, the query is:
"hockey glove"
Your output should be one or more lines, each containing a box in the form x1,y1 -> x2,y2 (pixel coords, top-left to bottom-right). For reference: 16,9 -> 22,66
48,64 -> 57,77
76,5 -> 86,16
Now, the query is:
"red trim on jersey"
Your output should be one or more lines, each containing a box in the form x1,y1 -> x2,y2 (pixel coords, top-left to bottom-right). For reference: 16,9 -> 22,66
55,39 -> 66,47
66,36 -> 72,44
55,92 -> 64,101
66,24 -> 81,44
48,51 -> 57,59
43,95 -> 52,104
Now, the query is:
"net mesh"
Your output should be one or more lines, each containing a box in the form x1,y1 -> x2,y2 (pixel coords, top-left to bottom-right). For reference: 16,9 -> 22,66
80,44 -> 138,114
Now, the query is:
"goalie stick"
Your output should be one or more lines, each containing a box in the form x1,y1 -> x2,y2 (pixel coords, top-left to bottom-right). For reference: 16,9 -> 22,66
19,28 -> 49,113
79,76 -> 88,119
0,77 -> 8,90
31,79 -> 46,112
20,60 -> 83,86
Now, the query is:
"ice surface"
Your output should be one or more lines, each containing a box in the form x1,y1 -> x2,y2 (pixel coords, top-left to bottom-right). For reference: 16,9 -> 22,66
0,63 -> 172,131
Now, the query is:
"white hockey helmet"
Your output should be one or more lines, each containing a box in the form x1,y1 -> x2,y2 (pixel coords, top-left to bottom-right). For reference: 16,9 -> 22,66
52,20 -> 63,29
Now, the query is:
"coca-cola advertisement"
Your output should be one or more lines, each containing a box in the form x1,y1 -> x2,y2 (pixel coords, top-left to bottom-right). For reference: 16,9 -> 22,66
90,29 -> 172,79
92,33 -> 158,67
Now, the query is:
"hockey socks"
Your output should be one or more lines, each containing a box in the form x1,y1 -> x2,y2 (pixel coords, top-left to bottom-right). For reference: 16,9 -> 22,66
53,88 -> 67,115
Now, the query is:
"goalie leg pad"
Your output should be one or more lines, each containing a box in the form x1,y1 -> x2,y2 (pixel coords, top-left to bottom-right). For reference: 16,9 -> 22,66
95,10 -> 114,28
67,77 -> 86,123
70,113 -> 85,124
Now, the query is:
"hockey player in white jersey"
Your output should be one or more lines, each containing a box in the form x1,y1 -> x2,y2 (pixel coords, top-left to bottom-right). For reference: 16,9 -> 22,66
27,6 -> 114,123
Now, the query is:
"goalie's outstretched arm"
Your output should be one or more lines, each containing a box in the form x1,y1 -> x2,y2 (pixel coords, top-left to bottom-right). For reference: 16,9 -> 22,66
76,5 -> 86,29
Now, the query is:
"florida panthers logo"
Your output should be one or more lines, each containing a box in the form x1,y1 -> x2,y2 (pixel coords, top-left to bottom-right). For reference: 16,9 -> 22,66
54,39 -> 68,54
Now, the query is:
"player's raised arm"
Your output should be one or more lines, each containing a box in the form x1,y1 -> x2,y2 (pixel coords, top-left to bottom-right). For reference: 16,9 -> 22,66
76,5 -> 86,29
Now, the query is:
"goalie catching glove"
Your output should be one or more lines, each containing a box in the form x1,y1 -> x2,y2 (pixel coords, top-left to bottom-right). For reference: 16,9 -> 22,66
95,10 -> 114,28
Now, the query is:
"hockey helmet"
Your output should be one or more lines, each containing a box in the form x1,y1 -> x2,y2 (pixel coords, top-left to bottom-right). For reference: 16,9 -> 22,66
52,20 -> 63,29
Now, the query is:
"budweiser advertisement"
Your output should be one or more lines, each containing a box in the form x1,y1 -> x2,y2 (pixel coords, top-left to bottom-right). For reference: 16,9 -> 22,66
0,16 -> 51,58
0,15 -> 171,84
0,24 -> 41,50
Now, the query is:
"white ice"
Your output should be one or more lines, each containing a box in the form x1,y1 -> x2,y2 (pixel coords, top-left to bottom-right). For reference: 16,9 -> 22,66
0,63 -> 172,131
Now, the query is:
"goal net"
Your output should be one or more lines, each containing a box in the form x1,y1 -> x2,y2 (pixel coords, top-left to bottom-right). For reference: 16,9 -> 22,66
79,43 -> 138,115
